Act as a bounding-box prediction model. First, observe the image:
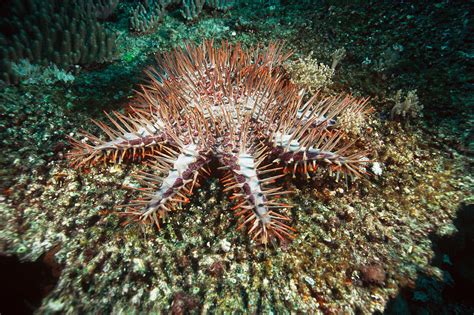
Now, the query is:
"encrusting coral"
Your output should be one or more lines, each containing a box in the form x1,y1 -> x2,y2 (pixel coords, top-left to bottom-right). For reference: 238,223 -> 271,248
68,41 -> 372,245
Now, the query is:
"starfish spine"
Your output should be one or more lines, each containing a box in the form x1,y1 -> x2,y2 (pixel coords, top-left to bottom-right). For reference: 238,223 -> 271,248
68,40 -> 372,245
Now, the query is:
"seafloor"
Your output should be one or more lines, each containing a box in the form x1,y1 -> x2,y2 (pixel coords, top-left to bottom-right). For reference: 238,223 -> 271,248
0,1 -> 472,314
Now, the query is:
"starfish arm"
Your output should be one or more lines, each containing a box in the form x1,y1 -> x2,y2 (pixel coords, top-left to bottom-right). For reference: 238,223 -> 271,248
296,95 -> 369,129
125,143 -> 211,229
219,150 -> 295,245
271,130 -> 369,179
68,110 -> 168,167
268,94 -> 371,179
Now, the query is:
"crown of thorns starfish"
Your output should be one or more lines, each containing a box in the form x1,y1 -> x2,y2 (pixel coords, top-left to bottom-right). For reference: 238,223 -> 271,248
68,40 -> 371,245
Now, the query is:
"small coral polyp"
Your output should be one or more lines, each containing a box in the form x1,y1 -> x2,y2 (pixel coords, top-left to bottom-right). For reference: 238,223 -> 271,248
68,41 -> 370,245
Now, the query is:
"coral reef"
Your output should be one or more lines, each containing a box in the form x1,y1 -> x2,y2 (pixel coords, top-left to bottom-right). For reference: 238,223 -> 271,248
284,52 -> 335,94
181,0 -> 206,21
0,0 -> 472,313
360,263 -> 386,286
0,0 -> 117,85
89,0 -> 121,20
390,89 -> 423,120
205,0 -> 236,11
335,97 -> 372,136
129,0 -> 167,34
11,59 -> 75,85
330,47 -> 346,71
128,0 -> 235,34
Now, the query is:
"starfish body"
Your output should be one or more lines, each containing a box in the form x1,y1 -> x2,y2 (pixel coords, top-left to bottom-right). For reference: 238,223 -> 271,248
69,41 -> 370,245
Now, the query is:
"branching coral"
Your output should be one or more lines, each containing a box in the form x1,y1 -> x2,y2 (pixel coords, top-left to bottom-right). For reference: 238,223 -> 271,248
335,98 -> 372,136
181,0 -> 206,21
128,0 -> 236,33
284,52 -> 335,94
85,0 -> 121,20
331,47 -> 346,71
390,89 -> 423,120
205,0 -> 236,11
11,59 -> 75,85
0,0 -> 117,85
130,1 -> 166,34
